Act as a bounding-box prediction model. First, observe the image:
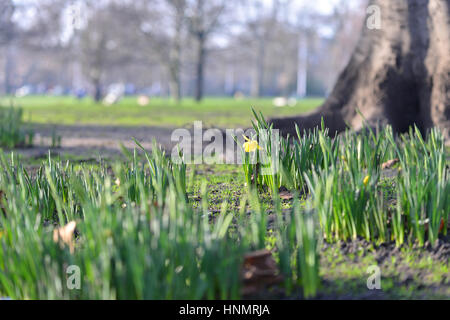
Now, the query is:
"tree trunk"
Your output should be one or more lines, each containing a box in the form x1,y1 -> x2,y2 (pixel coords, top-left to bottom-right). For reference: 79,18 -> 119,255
4,44 -> 14,95
270,0 -> 450,142
195,32 -> 205,102
168,4 -> 184,103
168,71 -> 181,102
251,37 -> 265,98
168,43 -> 181,102
93,79 -> 102,102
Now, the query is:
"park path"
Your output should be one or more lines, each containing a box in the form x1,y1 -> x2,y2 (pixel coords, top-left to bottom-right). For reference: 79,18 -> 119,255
14,124 -> 238,161
16,124 -> 179,159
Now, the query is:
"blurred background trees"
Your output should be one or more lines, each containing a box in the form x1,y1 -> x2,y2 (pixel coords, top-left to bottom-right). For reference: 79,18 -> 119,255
0,0 -> 367,101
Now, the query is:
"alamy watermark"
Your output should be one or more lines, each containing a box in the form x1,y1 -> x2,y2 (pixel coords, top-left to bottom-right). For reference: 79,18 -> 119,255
366,5 -> 382,30
170,121 -> 280,175
66,265 -> 81,290
366,265 -> 381,290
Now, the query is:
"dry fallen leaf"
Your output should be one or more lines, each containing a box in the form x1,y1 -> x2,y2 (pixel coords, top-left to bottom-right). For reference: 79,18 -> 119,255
439,218 -> 446,233
241,249 -> 283,296
421,218 -> 447,234
53,221 -> 77,253
381,158 -> 399,169
279,190 -> 294,200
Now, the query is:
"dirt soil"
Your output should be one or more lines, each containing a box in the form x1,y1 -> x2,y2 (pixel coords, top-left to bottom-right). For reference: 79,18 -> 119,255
14,124 -> 177,158
245,236 -> 450,300
12,124 -> 241,160
316,237 -> 450,299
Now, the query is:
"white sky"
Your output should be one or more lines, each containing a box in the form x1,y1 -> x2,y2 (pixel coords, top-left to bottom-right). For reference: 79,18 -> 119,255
12,0 -> 362,44
286,0 -> 342,15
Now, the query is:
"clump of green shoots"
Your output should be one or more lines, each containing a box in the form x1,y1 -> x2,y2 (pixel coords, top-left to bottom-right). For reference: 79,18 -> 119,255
274,195 -> 320,298
239,109 -> 336,194
305,165 -> 383,242
0,106 -> 34,148
235,186 -> 320,299
0,146 -> 245,299
306,125 -> 448,246
0,141 -> 320,299
242,111 -> 448,247
389,127 -> 449,246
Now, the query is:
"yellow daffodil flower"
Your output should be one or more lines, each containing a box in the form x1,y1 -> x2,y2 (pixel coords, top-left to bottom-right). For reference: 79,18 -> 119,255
243,135 -> 262,153
363,175 -> 370,186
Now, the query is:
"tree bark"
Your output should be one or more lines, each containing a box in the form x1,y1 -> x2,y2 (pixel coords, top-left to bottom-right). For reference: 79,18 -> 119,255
4,44 -> 14,95
168,69 -> 181,102
195,32 -> 205,102
168,39 -> 182,102
251,36 -> 265,98
167,1 -> 184,102
93,78 -> 102,102
270,0 -> 450,142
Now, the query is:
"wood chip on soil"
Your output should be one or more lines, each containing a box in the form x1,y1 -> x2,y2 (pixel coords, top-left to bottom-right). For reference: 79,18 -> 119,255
241,249 -> 283,296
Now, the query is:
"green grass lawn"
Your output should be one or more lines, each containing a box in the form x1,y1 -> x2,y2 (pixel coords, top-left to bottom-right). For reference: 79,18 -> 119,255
1,96 -> 323,128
